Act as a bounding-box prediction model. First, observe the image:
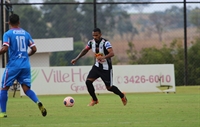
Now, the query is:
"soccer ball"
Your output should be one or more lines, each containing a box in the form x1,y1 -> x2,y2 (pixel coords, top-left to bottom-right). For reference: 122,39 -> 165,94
63,96 -> 75,107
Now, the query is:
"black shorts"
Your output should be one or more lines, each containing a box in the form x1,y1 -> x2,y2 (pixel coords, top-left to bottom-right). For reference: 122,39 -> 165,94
87,65 -> 113,87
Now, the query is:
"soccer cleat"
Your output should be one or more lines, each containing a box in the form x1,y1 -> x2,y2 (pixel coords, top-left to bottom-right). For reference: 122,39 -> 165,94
121,93 -> 127,106
0,113 -> 7,118
87,99 -> 99,106
37,102 -> 47,117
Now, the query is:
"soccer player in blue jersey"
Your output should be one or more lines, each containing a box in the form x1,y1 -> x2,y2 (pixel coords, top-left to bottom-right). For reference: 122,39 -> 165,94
71,28 -> 127,106
0,14 -> 47,118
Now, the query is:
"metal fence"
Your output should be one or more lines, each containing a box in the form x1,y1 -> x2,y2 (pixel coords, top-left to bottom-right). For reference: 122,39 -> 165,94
0,0 -> 200,86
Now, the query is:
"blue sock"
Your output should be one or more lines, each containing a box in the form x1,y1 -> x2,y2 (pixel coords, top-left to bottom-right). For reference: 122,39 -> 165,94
0,90 -> 1,110
25,89 -> 39,103
0,90 -> 8,113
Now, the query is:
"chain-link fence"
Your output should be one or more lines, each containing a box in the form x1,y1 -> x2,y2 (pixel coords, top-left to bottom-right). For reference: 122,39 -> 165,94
0,0 -> 200,86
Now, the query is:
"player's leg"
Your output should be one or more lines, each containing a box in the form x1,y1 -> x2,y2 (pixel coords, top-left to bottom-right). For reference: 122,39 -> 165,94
0,86 -> 9,118
21,84 -> 39,103
86,66 -> 99,106
0,68 -> 18,118
19,68 -> 47,117
22,84 -> 47,117
0,90 -> 1,110
101,69 -> 127,106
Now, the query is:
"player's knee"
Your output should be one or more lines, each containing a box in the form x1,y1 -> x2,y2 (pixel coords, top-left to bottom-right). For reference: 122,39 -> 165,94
106,86 -> 112,91
86,80 -> 93,86
21,84 -> 30,93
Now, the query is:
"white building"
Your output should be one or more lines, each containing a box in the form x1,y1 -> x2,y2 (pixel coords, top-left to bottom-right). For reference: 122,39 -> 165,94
0,37 -> 73,67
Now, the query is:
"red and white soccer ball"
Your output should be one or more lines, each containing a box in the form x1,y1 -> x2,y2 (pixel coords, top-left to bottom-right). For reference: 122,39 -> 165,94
63,96 -> 75,107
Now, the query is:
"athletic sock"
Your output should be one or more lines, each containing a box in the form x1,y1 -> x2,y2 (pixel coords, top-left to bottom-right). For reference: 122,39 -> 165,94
86,80 -> 98,101
0,90 -> 1,110
0,90 -> 8,113
108,85 -> 124,98
25,89 -> 39,103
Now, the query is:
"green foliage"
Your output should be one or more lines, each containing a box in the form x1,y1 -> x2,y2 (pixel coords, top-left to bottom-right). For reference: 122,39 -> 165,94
126,42 -> 137,64
41,0 -> 138,42
13,5 -> 48,38
169,39 -> 185,86
138,45 -> 174,64
41,0 -> 83,41
188,38 -> 200,84
80,0 -> 138,41
127,38 -> 200,86
189,7 -> 200,32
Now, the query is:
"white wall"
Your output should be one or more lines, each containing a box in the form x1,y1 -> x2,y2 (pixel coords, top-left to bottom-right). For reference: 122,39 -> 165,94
29,53 -> 50,67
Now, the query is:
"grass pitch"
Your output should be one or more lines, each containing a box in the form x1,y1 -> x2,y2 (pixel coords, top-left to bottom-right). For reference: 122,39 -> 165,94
0,86 -> 199,127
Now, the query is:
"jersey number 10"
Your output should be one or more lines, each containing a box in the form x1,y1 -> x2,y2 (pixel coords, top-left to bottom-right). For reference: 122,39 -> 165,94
16,36 -> 26,52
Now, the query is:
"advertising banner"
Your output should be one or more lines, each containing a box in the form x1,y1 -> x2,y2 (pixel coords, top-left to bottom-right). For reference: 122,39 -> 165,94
17,64 -> 175,96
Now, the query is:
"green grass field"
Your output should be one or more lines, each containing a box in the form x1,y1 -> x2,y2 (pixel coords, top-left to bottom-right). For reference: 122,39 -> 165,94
0,86 -> 199,127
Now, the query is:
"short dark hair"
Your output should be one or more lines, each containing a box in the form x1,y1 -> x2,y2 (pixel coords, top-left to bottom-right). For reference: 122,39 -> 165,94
93,28 -> 101,33
9,14 -> 19,25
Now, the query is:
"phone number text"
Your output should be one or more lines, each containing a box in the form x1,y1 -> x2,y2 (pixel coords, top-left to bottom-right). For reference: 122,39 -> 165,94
117,75 -> 171,84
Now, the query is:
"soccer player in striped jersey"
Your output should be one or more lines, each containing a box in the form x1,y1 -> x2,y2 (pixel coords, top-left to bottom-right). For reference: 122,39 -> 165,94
71,28 -> 127,106
0,14 -> 47,118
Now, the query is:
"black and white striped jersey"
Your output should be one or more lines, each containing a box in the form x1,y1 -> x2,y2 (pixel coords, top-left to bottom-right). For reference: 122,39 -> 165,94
86,38 -> 112,70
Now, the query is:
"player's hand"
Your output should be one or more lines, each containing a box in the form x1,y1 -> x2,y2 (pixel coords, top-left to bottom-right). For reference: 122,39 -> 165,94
96,56 -> 105,62
71,59 -> 77,65
95,53 -> 105,62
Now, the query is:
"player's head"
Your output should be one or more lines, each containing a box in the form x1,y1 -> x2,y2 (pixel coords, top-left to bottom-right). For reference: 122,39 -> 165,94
92,28 -> 102,42
93,28 -> 101,33
9,14 -> 20,26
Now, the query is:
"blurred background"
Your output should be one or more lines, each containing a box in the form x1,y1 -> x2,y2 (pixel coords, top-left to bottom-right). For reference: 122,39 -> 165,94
0,0 -> 200,86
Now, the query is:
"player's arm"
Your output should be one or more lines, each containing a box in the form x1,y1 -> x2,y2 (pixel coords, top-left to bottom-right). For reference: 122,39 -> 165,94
28,34 -> 37,56
103,48 -> 114,59
96,41 -> 114,61
28,45 -> 37,56
1,33 -> 9,55
0,45 -> 8,55
96,47 -> 114,62
103,41 -> 114,59
71,47 -> 89,65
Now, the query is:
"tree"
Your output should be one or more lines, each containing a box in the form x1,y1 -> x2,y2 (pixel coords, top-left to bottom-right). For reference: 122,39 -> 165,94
8,0 -> 48,38
149,12 -> 165,42
126,42 -> 137,64
148,6 -> 190,42
187,37 -> 200,84
127,38 -> 186,86
169,39 -> 185,86
13,5 -> 47,38
0,0 -> 31,39
137,44 -> 174,64
79,0 -> 139,42
164,6 -> 184,29
189,7 -> 200,32
116,12 -> 138,41
41,0 -> 83,41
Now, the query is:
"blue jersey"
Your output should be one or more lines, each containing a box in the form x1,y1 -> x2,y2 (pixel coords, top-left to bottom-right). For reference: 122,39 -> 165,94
3,28 -> 35,68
